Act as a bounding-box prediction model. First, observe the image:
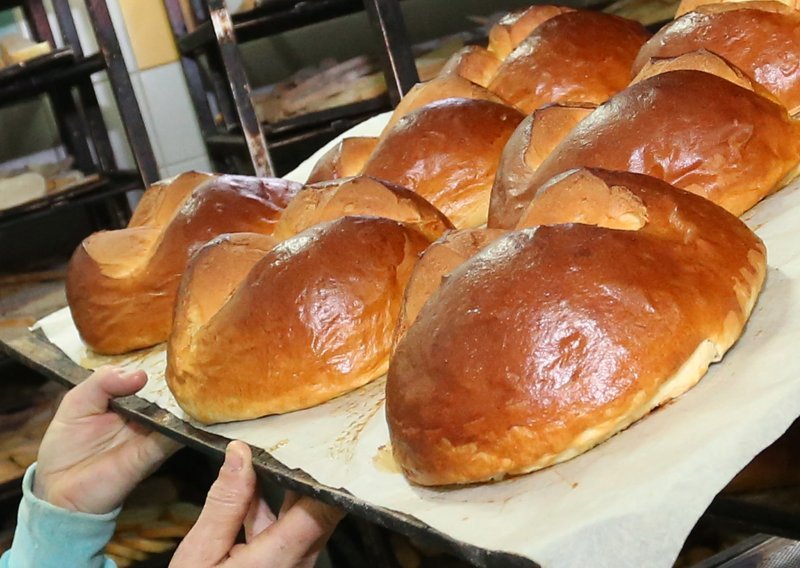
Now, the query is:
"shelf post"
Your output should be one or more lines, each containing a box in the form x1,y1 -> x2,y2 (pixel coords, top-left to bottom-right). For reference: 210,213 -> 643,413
206,0 -> 274,178
361,0 -> 419,106
85,0 -> 160,186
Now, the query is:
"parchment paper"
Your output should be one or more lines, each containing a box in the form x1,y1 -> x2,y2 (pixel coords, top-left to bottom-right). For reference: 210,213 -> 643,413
34,111 -> 800,567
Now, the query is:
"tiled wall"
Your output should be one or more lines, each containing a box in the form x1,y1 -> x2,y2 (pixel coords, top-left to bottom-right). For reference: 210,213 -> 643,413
53,0 -> 211,179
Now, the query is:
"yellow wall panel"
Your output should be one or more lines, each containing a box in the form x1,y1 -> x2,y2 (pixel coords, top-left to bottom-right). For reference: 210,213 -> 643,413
119,0 -> 178,70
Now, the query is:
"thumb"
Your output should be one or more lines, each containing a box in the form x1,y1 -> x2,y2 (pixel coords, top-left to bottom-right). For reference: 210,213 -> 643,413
58,366 -> 146,422
171,441 -> 255,567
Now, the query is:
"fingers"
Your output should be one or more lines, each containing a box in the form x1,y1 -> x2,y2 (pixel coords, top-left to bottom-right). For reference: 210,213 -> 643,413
171,441 -> 256,567
112,430 -> 184,491
58,366 -> 147,422
244,493 -> 276,543
230,495 -> 345,568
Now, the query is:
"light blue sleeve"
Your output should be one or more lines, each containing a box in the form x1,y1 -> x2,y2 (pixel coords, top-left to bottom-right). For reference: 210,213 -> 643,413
0,464 -> 118,568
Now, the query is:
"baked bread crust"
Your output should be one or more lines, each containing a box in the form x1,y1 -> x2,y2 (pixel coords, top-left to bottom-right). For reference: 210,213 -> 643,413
388,168 -> 766,486
633,3 -> 800,113
439,45 -> 502,88
488,11 -> 651,113
363,98 -> 524,228
487,5 -> 575,60
393,228 -> 507,349
488,69 -> 800,228
493,103 -> 596,224
274,176 -> 454,241
167,216 -> 432,424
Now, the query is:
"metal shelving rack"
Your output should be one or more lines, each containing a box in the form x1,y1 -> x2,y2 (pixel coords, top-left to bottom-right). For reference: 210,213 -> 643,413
163,0 -> 419,177
0,0 -> 158,231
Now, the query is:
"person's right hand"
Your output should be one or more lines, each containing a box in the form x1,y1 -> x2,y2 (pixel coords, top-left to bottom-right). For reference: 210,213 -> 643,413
170,441 -> 344,568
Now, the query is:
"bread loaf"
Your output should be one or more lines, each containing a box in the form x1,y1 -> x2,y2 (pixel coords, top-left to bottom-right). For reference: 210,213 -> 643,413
66,173 -> 299,354
379,76 -> 507,139
487,11 -> 651,113
362,98 -> 524,228
167,217 -> 432,424
633,2 -> 800,113
274,176 -> 453,241
489,67 -> 800,228
388,168 -> 766,485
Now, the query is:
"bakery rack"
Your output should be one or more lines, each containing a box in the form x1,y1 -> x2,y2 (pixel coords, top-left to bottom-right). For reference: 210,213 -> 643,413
0,0 -> 158,233
162,0 -> 419,176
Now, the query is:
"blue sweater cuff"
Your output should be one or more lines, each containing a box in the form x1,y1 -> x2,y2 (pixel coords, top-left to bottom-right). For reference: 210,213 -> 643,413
2,464 -> 119,568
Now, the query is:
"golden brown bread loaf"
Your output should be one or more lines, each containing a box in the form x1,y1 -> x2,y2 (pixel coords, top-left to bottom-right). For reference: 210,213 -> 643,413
305,78 -> 505,185
66,173 -> 299,354
487,11 -> 651,114
388,168 -> 766,485
633,2 -> 800,113
306,137 -> 378,184
487,5 -> 575,60
489,68 -> 800,229
362,98 -> 525,228
167,216 -> 432,424
273,176 -> 453,241
393,228 -> 507,349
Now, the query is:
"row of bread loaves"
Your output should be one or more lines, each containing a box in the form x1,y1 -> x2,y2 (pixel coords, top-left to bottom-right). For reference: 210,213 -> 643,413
65,0 -> 799,486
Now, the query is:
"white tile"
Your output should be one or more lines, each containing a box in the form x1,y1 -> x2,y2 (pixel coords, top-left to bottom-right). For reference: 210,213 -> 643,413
104,0 -> 138,72
129,72 -> 165,167
138,62 -> 207,167
66,1 -> 99,56
160,155 -> 213,179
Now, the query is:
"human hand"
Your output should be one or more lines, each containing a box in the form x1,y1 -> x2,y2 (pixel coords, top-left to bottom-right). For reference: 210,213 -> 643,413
170,441 -> 344,568
33,366 -> 182,514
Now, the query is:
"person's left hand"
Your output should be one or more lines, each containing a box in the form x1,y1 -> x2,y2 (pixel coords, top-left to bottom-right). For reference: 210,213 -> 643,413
33,366 -> 182,514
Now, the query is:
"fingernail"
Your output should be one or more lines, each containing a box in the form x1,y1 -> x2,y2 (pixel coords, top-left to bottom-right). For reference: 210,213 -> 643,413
224,443 -> 243,472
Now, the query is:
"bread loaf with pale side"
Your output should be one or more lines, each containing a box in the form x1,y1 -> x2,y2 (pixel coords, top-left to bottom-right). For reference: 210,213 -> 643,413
66,172 -> 299,354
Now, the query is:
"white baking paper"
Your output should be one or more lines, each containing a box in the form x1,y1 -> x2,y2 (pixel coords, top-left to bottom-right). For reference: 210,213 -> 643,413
34,111 -> 800,567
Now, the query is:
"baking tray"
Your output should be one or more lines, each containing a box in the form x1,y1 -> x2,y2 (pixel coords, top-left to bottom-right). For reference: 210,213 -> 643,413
6,112 -> 800,567
0,323 -> 535,568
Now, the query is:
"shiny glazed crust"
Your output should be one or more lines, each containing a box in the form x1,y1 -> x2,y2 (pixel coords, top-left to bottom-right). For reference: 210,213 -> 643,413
66,173 -> 300,354
273,176 -> 454,241
633,3 -> 800,113
378,76 -> 507,140
362,98 -> 525,229
488,69 -> 800,229
167,217 -> 433,424
487,5 -> 575,59
388,169 -> 767,486
488,11 -> 651,114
